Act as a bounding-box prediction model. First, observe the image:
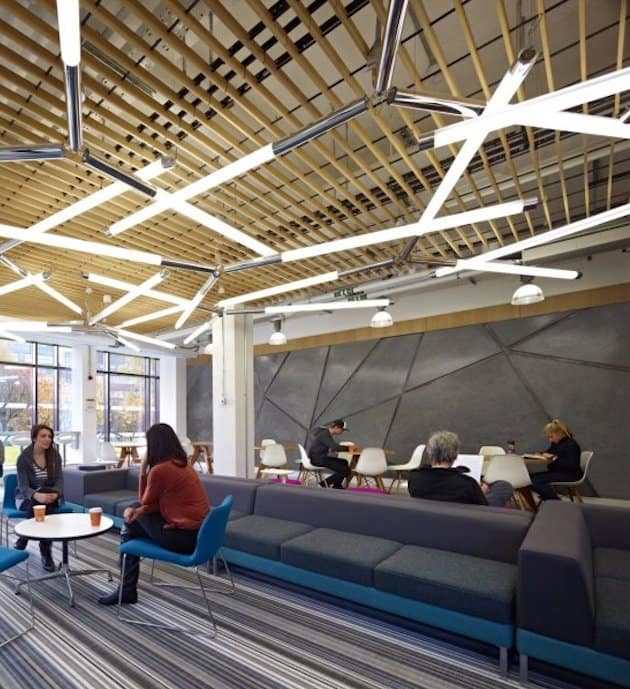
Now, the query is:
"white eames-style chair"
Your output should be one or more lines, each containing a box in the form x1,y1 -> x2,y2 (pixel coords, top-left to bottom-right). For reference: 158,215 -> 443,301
296,444 -> 328,486
352,448 -> 388,491
256,443 -> 291,480
387,444 -> 425,493
483,454 -> 534,511
97,441 -> 120,467
479,445 -> 506,457
550,451 -> 595,502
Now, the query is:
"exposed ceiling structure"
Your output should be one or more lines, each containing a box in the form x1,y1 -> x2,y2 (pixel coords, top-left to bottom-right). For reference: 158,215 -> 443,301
0,0 -> 628,345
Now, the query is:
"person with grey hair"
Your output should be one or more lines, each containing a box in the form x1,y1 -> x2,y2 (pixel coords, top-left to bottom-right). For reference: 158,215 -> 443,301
408,431 -> 513,507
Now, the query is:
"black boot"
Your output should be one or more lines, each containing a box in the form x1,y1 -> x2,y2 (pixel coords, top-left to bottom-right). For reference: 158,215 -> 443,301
98,553 -> 139,605
14,537 -> 28,550
39,540 -> 56,572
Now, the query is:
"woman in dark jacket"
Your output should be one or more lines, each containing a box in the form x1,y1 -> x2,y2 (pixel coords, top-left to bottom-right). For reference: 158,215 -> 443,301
531,419 -> 582,501
15,424 -> 64,571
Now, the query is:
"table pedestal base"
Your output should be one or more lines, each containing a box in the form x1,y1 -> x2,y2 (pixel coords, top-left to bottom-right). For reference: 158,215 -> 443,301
16,541 -> 112,607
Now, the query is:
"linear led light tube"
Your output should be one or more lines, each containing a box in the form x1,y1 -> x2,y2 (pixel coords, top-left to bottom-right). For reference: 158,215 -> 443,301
225,201 -> 531,273
218,271 -> 340,309
511,111 -> 630,141
175,273 -> 220,329
0,272 -> 48,296
183,319 -> 214,345
421,66 -> 630,149
108,97 -> 371,237
83,273 -> 188,307
117,305 -> 185,329
374,0 -> 409,94
109,190 -> 275,257
0,158 -> 173,256
89,271 -> 168,325
436,203 -> 630,278
83,151 -> 157,198
113,334 -> 141,353
56,0 -> 81,66
114,328 -> 176,350
0,330 -> 25,343
0,223 -> 215,272
0,144 -> 65,162
287,201 -> 531,263
435,260 -> 580,280
37,282 -> 83,314
0,321 -> 72,333
400,49 -> 536,263
265,299 -> 391,315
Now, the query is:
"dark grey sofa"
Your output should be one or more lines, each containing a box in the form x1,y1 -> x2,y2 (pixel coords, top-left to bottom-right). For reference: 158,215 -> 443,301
517,501 -> 630,687
63,466 -> 262,525
222,483 -> 533,670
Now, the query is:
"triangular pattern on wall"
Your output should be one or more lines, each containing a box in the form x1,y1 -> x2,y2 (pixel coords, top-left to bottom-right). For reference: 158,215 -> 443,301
313,340 -> 377,420
266,347 -> 328,428
488,313 -> 568,347
318,334 -> 420,423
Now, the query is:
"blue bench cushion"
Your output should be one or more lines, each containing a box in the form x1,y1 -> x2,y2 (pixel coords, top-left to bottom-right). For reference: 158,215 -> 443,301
224,515 -> 312,560
281,528 -> 402,586
374,545 -> 517,624
84,490 -> 137,516
594,548 -> 630,581
595,577 -> 630,660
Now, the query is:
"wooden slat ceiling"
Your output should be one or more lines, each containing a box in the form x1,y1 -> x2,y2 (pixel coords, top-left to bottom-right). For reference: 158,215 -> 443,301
0,0 -> 628,337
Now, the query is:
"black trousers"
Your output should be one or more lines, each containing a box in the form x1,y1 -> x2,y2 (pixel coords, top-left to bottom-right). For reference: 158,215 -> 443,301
19,497 -> 60,553
122,501 -> 199,554
312,456 -> 351,489
531,471 -> 581,501
118,502 -> 199,595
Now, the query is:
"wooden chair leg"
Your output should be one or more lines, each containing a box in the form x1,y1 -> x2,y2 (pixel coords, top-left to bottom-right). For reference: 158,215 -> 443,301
574,488 -> 583,503
376,475 -> 386,491
255,464 -> 267,479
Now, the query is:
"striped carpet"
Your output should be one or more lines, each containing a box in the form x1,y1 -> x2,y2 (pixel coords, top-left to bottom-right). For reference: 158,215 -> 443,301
0,533 -> 583,689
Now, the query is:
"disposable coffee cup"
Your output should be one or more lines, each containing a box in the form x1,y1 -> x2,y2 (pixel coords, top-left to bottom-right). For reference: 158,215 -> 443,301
89,507 -> 102,527
33,505 -> 46,522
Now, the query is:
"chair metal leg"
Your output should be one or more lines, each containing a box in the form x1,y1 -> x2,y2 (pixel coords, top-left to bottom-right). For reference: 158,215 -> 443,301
519,653 -> 528,684
151,549 -> 235,595
499,646 -> 508,678
118,555 -> 221,637
0,559 -> 35,648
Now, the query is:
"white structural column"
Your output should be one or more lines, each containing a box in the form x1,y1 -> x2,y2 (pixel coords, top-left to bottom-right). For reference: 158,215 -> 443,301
71,344 -> 98,463
212,315 -> 255,477
159,355 -> 187,438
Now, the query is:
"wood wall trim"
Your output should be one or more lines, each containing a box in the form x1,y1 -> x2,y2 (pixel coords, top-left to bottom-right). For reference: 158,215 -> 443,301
251,282 -> 630,356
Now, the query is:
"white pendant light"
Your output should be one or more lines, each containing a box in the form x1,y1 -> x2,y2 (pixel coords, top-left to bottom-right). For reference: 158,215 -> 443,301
511,283 -> 545,306
370,308 -> 394,328
269,320 -> 287,346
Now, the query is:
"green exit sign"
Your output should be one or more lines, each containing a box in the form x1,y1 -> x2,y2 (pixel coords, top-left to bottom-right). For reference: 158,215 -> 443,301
334,287 -> 356,297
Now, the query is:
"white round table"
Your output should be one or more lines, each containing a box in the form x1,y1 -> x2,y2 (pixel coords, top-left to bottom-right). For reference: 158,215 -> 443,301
15,513 -> 114,607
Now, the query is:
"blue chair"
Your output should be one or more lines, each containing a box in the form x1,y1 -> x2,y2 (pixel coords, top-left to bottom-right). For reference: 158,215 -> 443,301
117,495 -> 234,637
1,474 -> 74,546
0,546 -> 34,647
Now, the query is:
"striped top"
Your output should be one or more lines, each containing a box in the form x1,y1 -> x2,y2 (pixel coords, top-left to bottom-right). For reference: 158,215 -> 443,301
32,462 -> 48,488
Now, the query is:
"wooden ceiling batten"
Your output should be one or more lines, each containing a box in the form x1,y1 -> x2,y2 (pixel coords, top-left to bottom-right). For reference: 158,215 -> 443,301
0,0 -> 626,333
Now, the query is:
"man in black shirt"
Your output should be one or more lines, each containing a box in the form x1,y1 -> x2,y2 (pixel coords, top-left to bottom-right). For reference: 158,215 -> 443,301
408,431 -> 513,507
305,419 -> 353,489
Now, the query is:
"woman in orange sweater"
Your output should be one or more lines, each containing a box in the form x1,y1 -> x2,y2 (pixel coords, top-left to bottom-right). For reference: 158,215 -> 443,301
98,423 -> 210,605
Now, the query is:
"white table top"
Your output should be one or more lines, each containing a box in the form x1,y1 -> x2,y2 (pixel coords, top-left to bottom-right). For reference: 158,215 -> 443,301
111,441 -> 146,448
15,513 -> 114,541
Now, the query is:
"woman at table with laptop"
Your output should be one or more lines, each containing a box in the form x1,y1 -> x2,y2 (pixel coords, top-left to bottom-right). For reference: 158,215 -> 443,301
14,423 -> 64,572
98,422 -> 210,606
